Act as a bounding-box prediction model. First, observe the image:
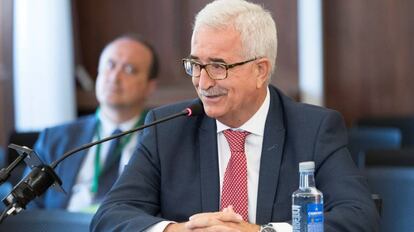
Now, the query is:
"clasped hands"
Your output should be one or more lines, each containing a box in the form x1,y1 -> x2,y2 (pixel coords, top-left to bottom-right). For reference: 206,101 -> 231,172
165,206 -> 260,232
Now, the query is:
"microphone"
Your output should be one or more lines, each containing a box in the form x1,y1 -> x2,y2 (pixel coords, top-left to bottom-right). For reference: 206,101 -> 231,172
0,100 -> 204,221
51,100 -> 203,169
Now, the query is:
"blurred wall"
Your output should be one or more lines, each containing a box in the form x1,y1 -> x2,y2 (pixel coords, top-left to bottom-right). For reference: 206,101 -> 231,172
1,0 -> 298,146
13,0 -> 76,131
4,0 -> 413,145
324,0 -> 414,126
72,0 -> 299,113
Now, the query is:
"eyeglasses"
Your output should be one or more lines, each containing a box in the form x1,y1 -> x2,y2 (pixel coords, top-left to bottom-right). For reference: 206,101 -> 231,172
182,57 -> 258,80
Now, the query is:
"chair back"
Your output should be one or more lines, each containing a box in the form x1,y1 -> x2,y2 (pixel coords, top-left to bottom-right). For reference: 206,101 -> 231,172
357,117 -> 414,147
0,210 -> 93,232
348,126 -> 401,167
363,149 -> 414,232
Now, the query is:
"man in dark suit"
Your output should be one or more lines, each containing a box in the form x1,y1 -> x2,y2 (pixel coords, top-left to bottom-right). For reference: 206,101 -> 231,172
27,34 -> 159,211
91,0 -> 379,231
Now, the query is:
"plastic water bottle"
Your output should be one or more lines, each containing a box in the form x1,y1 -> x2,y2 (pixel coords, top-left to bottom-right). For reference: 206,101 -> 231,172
292,161 -> 324,232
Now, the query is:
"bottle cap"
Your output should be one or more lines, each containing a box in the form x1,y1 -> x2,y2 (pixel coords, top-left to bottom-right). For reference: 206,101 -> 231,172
299,161 -> 315,172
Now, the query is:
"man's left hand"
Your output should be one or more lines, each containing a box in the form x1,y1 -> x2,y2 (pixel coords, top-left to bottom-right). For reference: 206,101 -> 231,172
185,206 -> 260,232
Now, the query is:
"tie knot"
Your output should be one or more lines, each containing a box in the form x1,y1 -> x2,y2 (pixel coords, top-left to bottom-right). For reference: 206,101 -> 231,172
109,128 -> 123,147
111,128 -> 122,136
223,129 -> 249,152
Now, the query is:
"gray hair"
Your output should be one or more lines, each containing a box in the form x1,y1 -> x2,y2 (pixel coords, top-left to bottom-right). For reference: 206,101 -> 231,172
193,0 -> 277,79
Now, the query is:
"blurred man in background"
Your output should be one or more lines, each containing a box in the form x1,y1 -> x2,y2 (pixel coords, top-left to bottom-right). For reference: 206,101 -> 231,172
26,34 -> 158,212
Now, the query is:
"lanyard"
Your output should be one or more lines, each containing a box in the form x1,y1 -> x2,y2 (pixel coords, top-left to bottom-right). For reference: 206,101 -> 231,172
91,110 -> 147,193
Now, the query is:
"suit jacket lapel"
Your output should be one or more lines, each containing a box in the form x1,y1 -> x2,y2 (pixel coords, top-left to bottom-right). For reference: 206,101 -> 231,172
199,115 -> 220,213
59,116 -> 98,203
256,86 -> 286,224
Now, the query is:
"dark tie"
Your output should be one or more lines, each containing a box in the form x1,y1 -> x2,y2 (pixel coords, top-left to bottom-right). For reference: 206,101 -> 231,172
221,129 -> 250,221
95,128 -> 123,201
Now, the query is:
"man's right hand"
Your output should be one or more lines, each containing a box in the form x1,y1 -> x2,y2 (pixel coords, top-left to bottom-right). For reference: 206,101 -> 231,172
164,206 -> 259,232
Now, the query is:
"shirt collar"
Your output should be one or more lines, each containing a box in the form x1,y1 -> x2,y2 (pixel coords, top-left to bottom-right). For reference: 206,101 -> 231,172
98,111 -> 142,137
216,87 -> 270,136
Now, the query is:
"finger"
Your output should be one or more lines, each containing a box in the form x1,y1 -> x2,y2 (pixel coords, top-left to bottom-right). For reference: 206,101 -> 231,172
189,211 -> 243,223
187,212 -> 244,229
186,216 -> 222,229
223,205 -> 234,212
189,211 -> 223,220
193,225 -> 241,232
216,211 -> 243,222
222,205 -> 234,213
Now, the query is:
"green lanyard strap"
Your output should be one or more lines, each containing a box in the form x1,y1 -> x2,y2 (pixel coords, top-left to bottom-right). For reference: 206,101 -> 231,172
91,110 -> 147,193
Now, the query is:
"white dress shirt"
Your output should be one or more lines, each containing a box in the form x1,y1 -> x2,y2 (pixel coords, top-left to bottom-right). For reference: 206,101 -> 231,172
66,112 -> 141,212
216,87 -> 291,231
216,87 -> 270,223
148,88 -> 292,231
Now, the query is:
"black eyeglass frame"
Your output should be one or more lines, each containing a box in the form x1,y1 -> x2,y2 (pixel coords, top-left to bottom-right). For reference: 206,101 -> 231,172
182,57 -> 259,80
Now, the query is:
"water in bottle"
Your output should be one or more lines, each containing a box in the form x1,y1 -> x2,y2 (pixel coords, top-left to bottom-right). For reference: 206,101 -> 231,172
292,161 -> 324,232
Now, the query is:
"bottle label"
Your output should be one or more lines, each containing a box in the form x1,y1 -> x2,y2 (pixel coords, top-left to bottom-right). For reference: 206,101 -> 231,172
292,205 -> 301,232
307,203 -> 324,231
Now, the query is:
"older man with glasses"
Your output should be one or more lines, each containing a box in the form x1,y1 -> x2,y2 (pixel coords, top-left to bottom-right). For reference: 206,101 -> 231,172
91,1 -> 379,231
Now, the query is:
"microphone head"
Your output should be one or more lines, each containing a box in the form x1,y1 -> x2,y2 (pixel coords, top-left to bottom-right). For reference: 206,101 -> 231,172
2,165 -> 63,216
184,100 -> 204,117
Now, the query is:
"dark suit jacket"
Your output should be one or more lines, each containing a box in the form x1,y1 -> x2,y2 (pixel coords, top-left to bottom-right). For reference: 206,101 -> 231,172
91,86 -> 379,232
29,115 -> 97,209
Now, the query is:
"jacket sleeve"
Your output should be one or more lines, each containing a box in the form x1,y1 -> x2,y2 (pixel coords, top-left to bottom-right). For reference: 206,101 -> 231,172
313,111 -> 380,232
90,110 -> 165,232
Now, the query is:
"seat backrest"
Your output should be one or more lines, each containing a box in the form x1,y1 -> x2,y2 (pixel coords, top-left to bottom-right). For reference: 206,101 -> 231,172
357,117 -> 414,147
348,126 -> 402,167
363,149 -> 414,232
0,210 -> 93,232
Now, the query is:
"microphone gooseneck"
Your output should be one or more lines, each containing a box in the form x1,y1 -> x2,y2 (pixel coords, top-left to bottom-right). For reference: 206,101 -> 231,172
1,101 -> 203,221
51,101 -> 203,169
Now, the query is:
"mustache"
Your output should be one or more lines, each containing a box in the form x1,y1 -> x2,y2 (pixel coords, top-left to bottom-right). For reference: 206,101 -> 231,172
198,87 -> 228,97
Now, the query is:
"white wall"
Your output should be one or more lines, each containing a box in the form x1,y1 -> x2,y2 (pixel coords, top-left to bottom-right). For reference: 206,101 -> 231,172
298,0 -> 324,106
13,0 -> 75,131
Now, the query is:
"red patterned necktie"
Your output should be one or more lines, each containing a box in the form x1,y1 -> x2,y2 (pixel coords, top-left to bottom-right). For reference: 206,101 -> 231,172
221,129 -> 250,221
